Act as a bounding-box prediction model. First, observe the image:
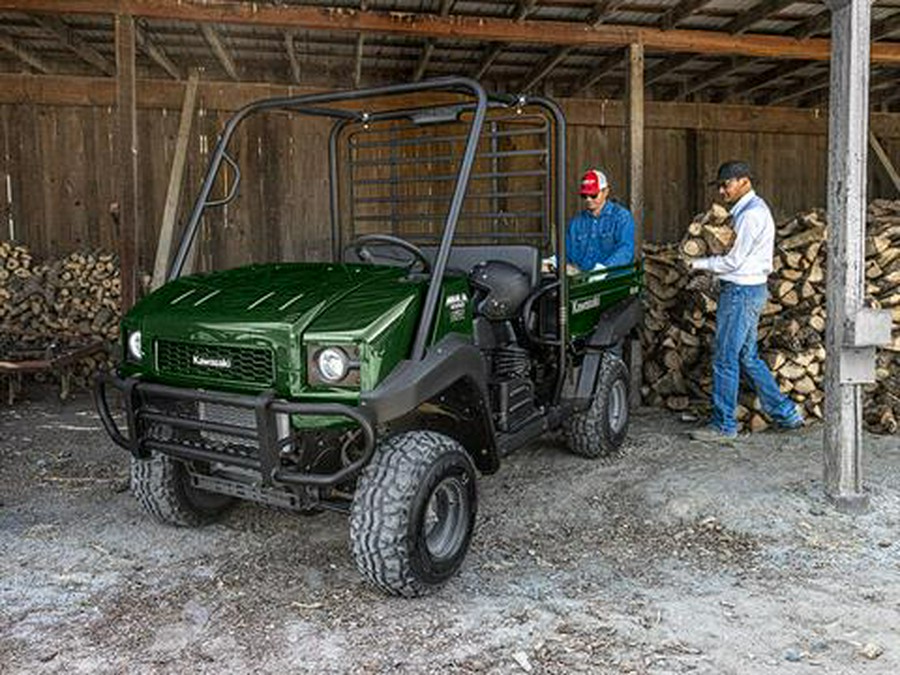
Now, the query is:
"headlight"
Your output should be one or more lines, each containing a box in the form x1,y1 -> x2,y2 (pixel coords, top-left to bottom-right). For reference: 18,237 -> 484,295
127,330 -> 143,361
307,344 -> 360,387
317,347 -> 349,382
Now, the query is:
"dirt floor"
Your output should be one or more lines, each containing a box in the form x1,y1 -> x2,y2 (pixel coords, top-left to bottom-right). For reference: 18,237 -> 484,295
1,385 -> 899,675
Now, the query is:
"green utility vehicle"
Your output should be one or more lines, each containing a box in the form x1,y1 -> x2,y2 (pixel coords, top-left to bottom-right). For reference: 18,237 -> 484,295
96,77 -> 643,597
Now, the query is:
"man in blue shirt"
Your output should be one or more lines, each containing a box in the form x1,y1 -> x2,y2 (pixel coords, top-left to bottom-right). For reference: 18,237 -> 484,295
565,169 -> 636,273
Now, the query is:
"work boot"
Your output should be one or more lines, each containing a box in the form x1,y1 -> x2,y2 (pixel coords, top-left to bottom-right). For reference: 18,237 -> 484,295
688,426 -> 738,443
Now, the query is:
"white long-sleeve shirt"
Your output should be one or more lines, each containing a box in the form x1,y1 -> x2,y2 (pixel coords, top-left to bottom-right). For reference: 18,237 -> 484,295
691,189 -> 774,285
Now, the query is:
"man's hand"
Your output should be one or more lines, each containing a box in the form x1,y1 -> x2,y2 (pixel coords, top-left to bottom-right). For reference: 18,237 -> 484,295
678,251 -> 696,272
565,263 -> 580,276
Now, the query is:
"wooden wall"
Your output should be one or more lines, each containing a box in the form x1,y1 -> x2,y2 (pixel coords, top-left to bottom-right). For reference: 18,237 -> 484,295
1,85 -> 899,277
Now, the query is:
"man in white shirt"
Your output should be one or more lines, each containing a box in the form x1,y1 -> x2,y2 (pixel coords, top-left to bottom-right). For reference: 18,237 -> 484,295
688,161 -> 804,442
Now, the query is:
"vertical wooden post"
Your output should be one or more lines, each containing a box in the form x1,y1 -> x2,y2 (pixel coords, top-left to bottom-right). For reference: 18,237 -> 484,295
152,70 -> 199,289
115,13 -> 138,311
823,0 -> 871,512
625,42 -> 644,405
625,43 -> 644,248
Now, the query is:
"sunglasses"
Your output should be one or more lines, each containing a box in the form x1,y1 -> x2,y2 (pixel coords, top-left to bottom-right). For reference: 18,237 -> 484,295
583,193 -> 601,199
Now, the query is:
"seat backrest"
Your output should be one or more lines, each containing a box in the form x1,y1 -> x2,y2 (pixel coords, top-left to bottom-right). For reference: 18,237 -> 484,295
420,244 -> 541,287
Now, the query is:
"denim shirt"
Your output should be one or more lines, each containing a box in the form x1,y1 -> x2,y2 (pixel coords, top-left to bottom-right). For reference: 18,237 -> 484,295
565,200 -> 636,271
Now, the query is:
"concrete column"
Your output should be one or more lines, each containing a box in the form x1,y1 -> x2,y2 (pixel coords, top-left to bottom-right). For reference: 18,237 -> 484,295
823,0 -> 871,512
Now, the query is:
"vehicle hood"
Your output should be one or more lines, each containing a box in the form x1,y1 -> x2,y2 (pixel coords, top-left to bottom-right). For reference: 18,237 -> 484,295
129,263 -> 419,336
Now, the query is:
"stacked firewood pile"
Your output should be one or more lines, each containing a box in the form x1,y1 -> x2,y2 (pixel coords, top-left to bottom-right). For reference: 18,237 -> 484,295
641,199 -> 900,435
0,241 -> 120,391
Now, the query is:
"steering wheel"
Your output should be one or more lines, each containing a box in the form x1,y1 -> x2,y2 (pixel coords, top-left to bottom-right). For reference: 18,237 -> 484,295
346,234 -> 431,273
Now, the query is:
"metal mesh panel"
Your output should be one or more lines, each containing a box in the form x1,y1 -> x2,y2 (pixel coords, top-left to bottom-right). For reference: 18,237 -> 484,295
347,111 -> 551,248
155,340 -> 275,387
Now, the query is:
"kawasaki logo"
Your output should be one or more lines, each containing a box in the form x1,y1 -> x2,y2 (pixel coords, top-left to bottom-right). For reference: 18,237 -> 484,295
572,295 -> 601,314
192,355 -> 231,369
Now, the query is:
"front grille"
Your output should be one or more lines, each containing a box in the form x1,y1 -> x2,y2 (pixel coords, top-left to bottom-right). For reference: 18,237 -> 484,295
155,339 -> 275,387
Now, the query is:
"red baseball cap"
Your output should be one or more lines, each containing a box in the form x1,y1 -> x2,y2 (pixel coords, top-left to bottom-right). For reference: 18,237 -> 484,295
579,169 -> 609,195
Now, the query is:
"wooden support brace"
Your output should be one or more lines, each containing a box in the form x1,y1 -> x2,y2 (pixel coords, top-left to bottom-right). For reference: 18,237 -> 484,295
152,70 -> 200,289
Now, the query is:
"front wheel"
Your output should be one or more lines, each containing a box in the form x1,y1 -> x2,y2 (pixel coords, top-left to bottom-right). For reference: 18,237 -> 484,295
131,454 -> 235,527
350,431 -> 477,597
564,353 -> 630,459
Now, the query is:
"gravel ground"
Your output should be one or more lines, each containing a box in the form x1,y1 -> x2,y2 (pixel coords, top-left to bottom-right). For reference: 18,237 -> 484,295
1,386 -> 899,674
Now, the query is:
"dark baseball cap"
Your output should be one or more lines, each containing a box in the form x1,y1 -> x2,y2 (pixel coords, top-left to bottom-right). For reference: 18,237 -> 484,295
710,161 -> 752,185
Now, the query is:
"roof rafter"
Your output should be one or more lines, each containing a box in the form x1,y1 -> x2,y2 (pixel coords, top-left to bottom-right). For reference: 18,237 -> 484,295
568,49 -> 624,97
200,23 -> 238,81
676,56 -> 752,100
792,11 -> 830,40
872,11 -> 900,41
586,0 -> 627,28
765,72 -> 829,105
659,0 -> 714,31
519,45 -> 574,92
473,42 -> 504,79
30,13 -> 114,75
644,53 -> 695,85
514,0 -> 540,22
0,31 -> 52,73
722,59 -> 813,101
724,0 -> 797,36
135,19 -> 180,80
412,0 -> 453,82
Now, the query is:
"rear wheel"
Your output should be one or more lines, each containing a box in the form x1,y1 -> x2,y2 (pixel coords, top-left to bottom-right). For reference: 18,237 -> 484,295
131,454 -> 235,527
564,353 -> 630,459
350,431 -> 477,597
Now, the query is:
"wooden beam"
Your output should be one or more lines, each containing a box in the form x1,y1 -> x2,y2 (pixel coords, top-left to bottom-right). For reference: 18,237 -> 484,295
413,39 -> 435,82
625,42 -> 644,407
677,56 -> 751,100
724,0 -> 796,36
134,20 -> 180,80
473,42 -> 503,79
567,50 -> 623,97
3,71 -> 900,139
7,1 -> 900,64
519,45 -> 574,92
201,24 -> 238,81
30,13 -> 114,75
0,32 -> 52,73
659,0 -> 713,31
115,13 -> 138,311
153,71 -> 199,289
284,30 -> 301,84
869,131 -> 900,194
353,33 -> 364,87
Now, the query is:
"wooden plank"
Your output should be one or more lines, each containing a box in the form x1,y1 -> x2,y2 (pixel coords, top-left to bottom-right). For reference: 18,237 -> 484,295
2,72 -> 900,139
869,131 -> 900,195
152,71 -> 199,289
116,13 -> 138,311
5,0 -> 900,64
519,46 -> 574,92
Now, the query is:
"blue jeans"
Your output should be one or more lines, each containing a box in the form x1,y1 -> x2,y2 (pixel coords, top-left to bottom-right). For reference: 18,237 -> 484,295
711,281 -> 800,434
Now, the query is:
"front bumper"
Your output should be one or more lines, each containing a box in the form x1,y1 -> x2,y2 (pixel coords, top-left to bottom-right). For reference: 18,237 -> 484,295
94,371 -> 375,488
